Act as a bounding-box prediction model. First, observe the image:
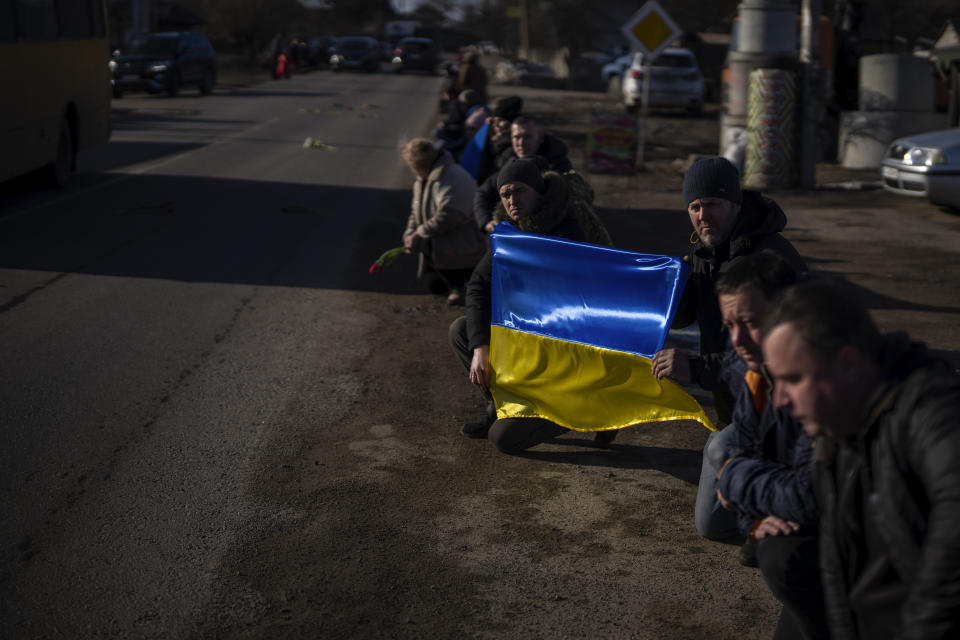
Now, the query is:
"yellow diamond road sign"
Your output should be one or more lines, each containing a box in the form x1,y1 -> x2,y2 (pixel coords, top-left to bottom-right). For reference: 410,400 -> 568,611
621,1 -> 683,62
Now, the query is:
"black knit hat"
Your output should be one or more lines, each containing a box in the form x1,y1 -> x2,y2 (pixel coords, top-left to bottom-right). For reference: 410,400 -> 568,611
497,158 -> 545,194
491,96 -> 523,121
682,157 -> 742,206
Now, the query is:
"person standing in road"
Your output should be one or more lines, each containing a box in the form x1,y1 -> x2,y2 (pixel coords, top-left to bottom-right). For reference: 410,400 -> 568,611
449,158 -> 612,448
457,48 -> 488,105
651,157 -> 805,425
762,278 -> 960,640
473,115 -> 576,233
401,138 -> 486,305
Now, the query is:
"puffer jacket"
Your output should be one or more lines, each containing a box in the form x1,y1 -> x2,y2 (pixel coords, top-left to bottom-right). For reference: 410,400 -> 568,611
715,349 -> 817,534
404,151 -> 486,276
465,171 -> 612,350
813,333 -> 960,640
474,133 -> 575,229
672,190 -> 806,422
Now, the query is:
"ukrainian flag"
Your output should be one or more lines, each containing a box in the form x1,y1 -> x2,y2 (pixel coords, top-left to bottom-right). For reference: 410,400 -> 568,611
489,223 -> 715,433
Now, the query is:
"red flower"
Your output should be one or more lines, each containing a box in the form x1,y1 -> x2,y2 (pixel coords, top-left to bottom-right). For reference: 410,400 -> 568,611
368,263 -> 383,275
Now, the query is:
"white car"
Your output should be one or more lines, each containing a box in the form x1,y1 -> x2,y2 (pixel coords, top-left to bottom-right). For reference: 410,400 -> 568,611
600,54 -> 633,93
622,47 -> 706,115
881,129 -> 960,210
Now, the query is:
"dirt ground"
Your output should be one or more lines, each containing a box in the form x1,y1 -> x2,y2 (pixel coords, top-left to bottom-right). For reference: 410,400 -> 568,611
198,79 -> 960,638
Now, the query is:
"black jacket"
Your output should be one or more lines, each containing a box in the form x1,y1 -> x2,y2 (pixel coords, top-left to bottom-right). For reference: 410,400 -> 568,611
813,334 -> 960,640
465,172 -> 612,350
672,191 -> 805,418
473,133 -> 574,230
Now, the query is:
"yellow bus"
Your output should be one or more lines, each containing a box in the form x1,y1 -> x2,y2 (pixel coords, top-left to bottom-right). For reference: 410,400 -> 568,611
0,0 -> 111,186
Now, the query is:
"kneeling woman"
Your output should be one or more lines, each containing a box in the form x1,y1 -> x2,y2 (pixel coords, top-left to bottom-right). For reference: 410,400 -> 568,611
401,138 -> 487,305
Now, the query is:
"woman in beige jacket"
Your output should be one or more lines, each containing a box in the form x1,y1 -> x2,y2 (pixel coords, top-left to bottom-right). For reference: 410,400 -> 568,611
402,138 -> 487,305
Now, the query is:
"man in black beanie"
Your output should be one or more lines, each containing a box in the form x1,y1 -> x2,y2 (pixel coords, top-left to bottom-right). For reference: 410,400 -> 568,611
650,157 -> 806,425
449,158 -> 613,450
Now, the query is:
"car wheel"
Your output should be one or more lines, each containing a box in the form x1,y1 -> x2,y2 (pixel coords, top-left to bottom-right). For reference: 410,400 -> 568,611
112,85 -> 123,99
45,117 -> 74,188
686,104 -> 703,116
625,104 -> 637,115
166,72 -> 181,97
199,68 -> 215,95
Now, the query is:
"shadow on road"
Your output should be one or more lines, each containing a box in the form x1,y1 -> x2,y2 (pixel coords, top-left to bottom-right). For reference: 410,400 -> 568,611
520,440 -> 702,485
0,174 -> 424,303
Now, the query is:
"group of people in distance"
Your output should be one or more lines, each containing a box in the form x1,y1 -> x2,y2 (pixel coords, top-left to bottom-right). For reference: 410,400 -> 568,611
396,83 -> 960,638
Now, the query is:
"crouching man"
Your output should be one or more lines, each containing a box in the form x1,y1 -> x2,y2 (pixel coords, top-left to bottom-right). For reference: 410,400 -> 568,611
702,253 -> 827,640
762,278 -> 960,640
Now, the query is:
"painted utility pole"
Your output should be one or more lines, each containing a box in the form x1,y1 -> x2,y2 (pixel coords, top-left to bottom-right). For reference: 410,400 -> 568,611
799,0 -> 822,188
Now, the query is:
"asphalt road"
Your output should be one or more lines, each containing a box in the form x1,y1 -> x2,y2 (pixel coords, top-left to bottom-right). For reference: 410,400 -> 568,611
4,69 -> 960,640
0,69 -> 442,637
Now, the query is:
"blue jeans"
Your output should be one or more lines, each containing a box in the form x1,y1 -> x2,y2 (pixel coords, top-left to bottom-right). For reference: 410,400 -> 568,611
694,424 -> 742,540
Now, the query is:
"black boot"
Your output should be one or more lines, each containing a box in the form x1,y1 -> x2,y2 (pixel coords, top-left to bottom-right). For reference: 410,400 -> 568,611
461,401 -> 497,439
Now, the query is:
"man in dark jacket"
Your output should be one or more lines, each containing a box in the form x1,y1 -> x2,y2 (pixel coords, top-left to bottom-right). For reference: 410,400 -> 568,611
699,253 -> 827,640
449,158 -> 612,450
475,96 -> 523,185
651,157 -> 805,425
473,116 -> 574,232
762,278 -> 960,640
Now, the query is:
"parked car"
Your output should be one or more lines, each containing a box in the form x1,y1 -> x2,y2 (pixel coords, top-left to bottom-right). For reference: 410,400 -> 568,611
881,128 -> 960,210
600,53 -> 633,93
391,37 -> 439,74
329,37 -> 381,73
307,36 -> 337,67
476,41 -> 500,56
110,31 -> 216,98
621,47 -> 706,115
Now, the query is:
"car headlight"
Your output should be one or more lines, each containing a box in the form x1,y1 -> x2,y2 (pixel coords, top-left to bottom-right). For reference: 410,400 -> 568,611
902,147 -> 946,166
148,62 -> 169,72
330,54 -> 340,63
108,60 -> 118,72
392,56 -> 402,64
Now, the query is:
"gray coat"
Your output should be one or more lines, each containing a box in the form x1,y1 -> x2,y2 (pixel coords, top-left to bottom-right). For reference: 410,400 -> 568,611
404,151 -> 486,276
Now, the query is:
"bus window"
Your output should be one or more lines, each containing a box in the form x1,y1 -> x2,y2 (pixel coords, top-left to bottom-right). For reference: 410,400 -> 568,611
0,0 -> 15,42
57,0 -> 95,38
15,0 -> 59,42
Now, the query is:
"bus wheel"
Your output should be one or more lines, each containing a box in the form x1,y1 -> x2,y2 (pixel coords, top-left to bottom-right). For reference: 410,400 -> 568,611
45,118 -> 74,188
199,68 -> 215,95
166,73 -> 181,97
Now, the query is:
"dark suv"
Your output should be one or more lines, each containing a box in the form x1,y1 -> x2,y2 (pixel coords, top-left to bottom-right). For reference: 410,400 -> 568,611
110,32 -> 217,98
390,37 -> 439,74
329,37 -> 381,73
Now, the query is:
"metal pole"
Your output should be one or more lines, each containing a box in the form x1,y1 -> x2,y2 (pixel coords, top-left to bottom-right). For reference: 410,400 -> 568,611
636,58 -> 652,170
799,0 -> 821,188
